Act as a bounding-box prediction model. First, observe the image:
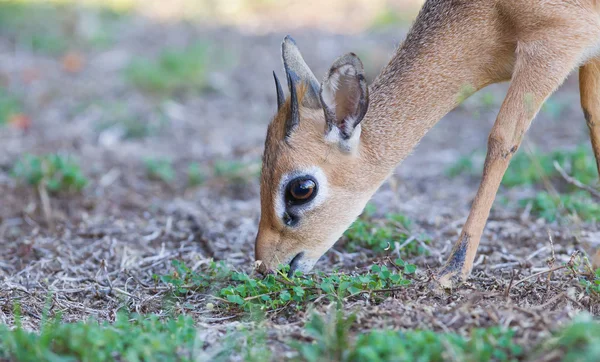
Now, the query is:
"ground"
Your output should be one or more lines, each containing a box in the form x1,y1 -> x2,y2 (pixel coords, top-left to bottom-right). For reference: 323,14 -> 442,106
1,1 -> 600,361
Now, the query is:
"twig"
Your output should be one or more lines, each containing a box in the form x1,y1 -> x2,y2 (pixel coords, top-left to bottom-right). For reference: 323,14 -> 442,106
554,161 -> 600,199
534,292 -> 565,310
38,183 -> 54,231
513,265 -> 567,287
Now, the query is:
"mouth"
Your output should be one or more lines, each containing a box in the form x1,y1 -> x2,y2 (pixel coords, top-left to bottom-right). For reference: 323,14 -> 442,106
288,252 -> 304,277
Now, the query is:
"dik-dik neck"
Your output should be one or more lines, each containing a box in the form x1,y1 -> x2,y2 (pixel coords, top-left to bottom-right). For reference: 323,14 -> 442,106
359,45 -> 485,179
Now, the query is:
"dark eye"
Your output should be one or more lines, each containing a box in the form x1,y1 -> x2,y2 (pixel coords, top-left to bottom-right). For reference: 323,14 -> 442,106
286,177 -> 317,205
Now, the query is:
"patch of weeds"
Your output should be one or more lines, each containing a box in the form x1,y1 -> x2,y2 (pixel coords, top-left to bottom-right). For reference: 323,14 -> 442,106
295,308 -> 356,362
125,44 -> 210,96
0,3 -> 66,55
157,260 -> 415,313
219,261 -> 414,313
532,313 -> 600,361
187,162 -> 206,187
0,88 -> 22,125
520,191 -> 600,222
369,6 -> 414,29
96,105 -> 153,139
295,311 -> 524,362
446,155 -> 476,178
144,158 -> 175,183
541,96 -> 570,120
11,154 -> 87,193
580,268 -> 600,296
456,83 -> 477,104
154,260 -> 232,295
503,146 -> 596,188
448,146 -> 597,188
0,2 -> 126,55
211,325 -> 272,362
0,307 -> 201,362
213,159 -> 261,185
344,212 -> 430,256
479,91 -> 499,110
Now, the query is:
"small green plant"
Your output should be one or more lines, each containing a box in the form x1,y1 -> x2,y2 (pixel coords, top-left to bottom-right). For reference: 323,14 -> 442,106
144,158 -> 175,183
156,260 -> 415,313
96,105 -> 152,139
0,308 -> 200,362
580,268 -> 600,296
503,146 -> 596,188
219,261 -> 414,312
521,191 -> 600,222
531,313 -> 600,361
295,310 -> 524,362
154,260 -> 231,295
344,212 -> 429,256
541,96 -> 569,120
295,308 -> 356,362
446,155 -> 476,178
213,159 -> 261,185
187,162 -> 206,187
447,146 -> 597,189
369,6 -> 415,29
11,154 -> 87,193
125,44 -> 210,95
0,89 -> 22,125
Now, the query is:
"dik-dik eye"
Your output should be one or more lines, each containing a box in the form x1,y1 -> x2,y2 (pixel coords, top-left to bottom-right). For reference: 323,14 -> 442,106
286,177 -> 318,206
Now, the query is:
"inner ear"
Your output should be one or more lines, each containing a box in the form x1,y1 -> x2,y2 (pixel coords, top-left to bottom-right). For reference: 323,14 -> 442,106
320,53 -> 369,140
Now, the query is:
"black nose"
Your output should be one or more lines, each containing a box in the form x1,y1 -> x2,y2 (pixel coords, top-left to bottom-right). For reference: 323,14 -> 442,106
288,252 -> 304,277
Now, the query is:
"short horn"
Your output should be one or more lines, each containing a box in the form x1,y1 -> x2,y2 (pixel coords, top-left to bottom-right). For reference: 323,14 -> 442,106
273,71 -> 284,111
285,70 -> 299,137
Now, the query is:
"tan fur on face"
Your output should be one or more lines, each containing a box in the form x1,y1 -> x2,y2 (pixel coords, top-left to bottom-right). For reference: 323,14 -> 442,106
256,83 -> 378,269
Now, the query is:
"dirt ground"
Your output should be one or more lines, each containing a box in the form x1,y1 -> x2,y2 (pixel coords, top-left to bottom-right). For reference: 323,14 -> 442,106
1,4 -> 599,359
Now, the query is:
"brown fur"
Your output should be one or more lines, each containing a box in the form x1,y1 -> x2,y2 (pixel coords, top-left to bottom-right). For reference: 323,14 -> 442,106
256,0 -> 600,285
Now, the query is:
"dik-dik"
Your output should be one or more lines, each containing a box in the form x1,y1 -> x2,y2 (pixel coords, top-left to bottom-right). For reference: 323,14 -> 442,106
255,0 -> 600,288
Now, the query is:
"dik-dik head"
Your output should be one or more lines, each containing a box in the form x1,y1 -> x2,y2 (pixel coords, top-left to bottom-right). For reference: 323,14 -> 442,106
255,36 -> 376,274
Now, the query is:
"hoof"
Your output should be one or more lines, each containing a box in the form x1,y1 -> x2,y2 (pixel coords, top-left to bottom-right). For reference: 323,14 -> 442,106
431,267 -> 466,292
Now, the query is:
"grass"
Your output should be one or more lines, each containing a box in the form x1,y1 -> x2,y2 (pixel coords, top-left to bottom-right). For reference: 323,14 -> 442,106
187,162 -> 206,187
0,307 -> 271,362
95,103 -> 163,140
296,310 -> 524,362
369,6 -> 415,29
530,313 -> 600,361
125,44 -> 210,96
296,310 -> 600,362
3,304 -> 599,361
580,268 -> 600,296
213,159 -> 261,185
344,209 -> 430,256
503,146 -> 596,188
0,88 -> 23,126
521,191 -> 600,223
144,158 -> 175,183
447,145 -> 597,188
0,2 -> 123,55
446,146 -> 600,222
11,153 -> 87,193
157,260 -> 415,314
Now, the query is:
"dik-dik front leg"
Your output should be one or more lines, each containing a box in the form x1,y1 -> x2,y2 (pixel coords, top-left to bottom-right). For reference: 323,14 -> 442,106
580,59 -> 600,269
437,41 -> 583,288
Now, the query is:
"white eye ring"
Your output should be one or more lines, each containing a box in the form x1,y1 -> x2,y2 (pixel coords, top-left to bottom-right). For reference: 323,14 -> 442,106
274,166 -> 328,225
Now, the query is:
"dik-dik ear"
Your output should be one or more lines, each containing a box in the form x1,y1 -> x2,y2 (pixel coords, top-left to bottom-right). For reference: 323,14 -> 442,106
320,53 -> 369,150
281,35 -> 321,109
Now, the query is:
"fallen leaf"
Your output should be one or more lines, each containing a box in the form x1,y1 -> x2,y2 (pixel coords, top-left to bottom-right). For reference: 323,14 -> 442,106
62,51 -> 85,73
8,113 -> 31,131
